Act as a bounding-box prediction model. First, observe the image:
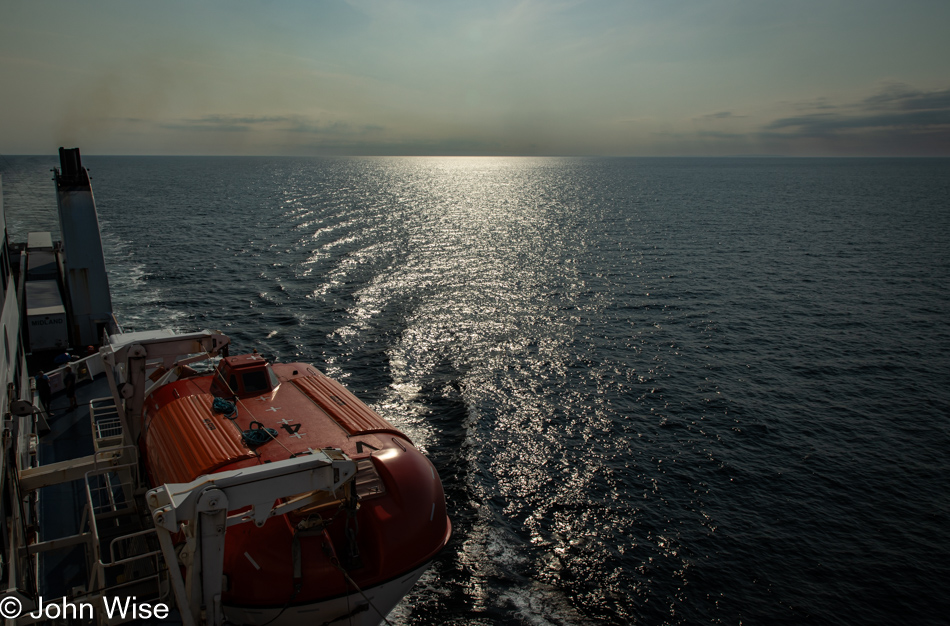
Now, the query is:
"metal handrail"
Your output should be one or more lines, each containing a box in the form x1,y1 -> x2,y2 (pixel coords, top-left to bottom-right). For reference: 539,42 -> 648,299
82,457 -> 141,591
107,528 -> 161,565
90,396 -> 125,451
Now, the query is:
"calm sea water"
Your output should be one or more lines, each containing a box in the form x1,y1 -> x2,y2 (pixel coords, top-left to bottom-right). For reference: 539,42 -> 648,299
3,155 -> 949,625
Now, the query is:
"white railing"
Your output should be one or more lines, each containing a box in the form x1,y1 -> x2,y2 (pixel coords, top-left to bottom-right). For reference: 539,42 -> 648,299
90,396 -> 124,451
83,461 -> 169,616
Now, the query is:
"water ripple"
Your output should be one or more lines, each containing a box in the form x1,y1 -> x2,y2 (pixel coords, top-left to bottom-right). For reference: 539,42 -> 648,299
5,155 -> 947,625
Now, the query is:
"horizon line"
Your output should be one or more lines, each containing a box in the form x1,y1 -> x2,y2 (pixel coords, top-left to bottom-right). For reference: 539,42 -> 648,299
4,152 -> 950,159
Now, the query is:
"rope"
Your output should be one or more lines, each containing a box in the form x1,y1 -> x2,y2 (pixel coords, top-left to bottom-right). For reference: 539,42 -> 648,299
212,397 -> 280,448
329,556 -> 395,626
242,421 -> 279,447
251,416 -> 295,456
212,393 -> 297,455
212,395 -> 249,443
256,581 -> 300,626
212,397 -> 236,416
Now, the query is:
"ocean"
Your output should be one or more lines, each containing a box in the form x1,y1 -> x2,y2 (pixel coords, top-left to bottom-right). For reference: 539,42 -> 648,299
3,155 -> 949,625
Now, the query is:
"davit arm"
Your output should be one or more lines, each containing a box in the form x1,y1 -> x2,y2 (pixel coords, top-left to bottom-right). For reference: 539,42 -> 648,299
147,449 -> 357,626
99,330 -> 231,446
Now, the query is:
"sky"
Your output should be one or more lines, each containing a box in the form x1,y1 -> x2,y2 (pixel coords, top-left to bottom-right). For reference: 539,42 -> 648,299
1,0 -> 949,156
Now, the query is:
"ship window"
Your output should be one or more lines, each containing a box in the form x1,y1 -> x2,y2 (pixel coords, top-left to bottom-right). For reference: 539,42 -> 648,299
242,370 -> 269,393
229,375 -> 238,393
267,366 -> 279,388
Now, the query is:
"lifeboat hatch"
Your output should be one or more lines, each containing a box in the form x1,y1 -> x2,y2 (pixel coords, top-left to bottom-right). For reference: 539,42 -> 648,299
211,354 -> 280,398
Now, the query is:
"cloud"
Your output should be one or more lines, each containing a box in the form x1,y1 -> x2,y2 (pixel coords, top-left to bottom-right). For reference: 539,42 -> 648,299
862,84 -> 950,112
115,113 -> 396,155
631,83 -> 950,156
282,119 -> 384,136
790,97 -> 839,111
699,111 -> 745,120
158,115 -> 296,133
696,130 -> 746,139
766,110 -> 950,135
152,115 -> 385,138
765,84 -> 950,140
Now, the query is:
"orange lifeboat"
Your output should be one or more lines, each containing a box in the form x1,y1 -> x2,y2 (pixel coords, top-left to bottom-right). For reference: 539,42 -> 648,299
141,353 -> 451,624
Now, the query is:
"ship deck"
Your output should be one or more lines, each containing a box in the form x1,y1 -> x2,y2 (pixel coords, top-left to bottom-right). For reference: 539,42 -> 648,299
37,373 -> 114,598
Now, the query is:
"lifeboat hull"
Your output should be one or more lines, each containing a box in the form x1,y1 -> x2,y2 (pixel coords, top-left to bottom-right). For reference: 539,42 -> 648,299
224,559 -> 436,626
140,354 -> 451,623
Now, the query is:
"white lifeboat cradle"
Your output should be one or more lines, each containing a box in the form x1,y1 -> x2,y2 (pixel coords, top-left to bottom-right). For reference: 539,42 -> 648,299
16,328 -> 363,626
